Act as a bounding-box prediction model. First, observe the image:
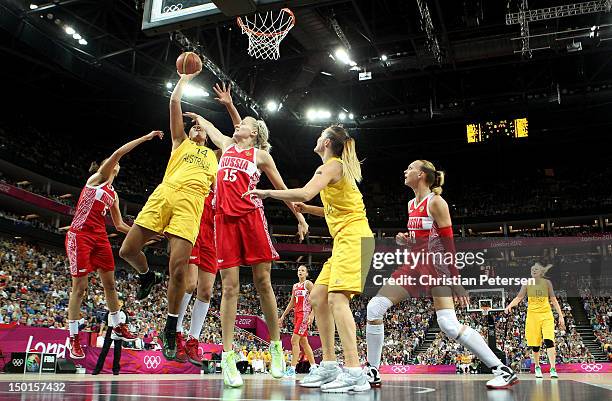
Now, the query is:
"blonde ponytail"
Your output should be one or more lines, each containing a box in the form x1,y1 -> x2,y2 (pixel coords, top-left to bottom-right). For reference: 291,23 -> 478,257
342,137 -> 363,183
325,125 -> 363,183
419,159 -> 445,195
254,119 -> 272,153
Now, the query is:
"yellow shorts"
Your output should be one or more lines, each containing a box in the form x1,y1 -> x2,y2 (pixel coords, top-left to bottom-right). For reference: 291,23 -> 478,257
134,183 -> 204,245
525,311 -> 555,346
316,220 -> 374,294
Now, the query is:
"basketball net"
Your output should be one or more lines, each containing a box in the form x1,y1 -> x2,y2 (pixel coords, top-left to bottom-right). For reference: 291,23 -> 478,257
237,8 -> 295,60
481,306 -> 491,316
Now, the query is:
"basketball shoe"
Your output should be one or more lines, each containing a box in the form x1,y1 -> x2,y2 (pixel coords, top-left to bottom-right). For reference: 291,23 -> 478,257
221,351 -> 243,388
159,330 -> 177,361
111,323 -> 137,341
299,362 -> 341,388
269,341 -> 285,379
68,333 -> 85,359
486,365 -> 519,389
184,336 -> 203,366
174,332 -> 188,363
365,362 -> 382,387
321,367 -> 371,393
550,367 -> 558,378
137,270 -> 163,300
534,366 -> 543,378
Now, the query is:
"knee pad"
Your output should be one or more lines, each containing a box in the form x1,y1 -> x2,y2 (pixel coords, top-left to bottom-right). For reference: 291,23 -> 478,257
436,309 -> 462,340
531,346 -> 541,353
543,339 -> 555,349
367,297 -> 393,321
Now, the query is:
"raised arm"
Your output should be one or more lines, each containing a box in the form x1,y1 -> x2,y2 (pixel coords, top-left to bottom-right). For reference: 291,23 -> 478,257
547,280 -> 566,331
170,73 -> 200,151
505,285 -> 527,313
92,131 -> 164,184
246,160 -> 342,203
213,82 -> 242,126
109,195 -> 131,234
183,112 -> 233,153
257,151 -> 309,240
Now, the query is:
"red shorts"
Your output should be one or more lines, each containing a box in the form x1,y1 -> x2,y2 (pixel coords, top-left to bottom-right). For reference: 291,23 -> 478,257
190,203 -> 217,274
214,208 -> 279,269
65,231 -> 114,277
391,262 -> 438,297
294,313 -> 309,337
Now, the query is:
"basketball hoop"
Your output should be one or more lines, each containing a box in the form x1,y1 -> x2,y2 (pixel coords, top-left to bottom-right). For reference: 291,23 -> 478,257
481,306 -> 491,316
237,8 -> 295,60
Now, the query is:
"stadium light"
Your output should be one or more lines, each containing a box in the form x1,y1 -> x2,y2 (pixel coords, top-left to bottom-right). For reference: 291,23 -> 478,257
348,113 -> 354,119
29,4 -> 38,9
306,109 -> 317,121
78,39 -> 88,46
266,101 -> 278,113
64,26 -> 75,35
166,82 -> 173,89
184,84 -> 209,98
73,33 -> 82,40
338,112 -> 346,120
334,48 -> 352,65
381,54 -> 388,61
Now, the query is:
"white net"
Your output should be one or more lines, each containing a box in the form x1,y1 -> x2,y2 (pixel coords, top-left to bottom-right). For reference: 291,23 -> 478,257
237,8 -> 295,60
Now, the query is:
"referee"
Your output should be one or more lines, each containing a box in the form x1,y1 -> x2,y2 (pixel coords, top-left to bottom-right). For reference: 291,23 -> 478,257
92,309 -> 127,375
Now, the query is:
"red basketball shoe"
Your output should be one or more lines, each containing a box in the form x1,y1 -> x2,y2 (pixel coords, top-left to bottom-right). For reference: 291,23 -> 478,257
175,332 -> 188,363
111,323 -> 137,342
68,333 -> 85,359
184,336 -> 203,366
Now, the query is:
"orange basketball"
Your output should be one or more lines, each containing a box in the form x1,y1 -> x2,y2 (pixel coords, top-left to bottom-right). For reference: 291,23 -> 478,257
176,52 -> 202,75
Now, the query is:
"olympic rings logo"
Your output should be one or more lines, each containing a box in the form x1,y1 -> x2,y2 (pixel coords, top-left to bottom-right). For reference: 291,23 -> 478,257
162,4 -> 184,13
12,359 -> 24,367
143,355 -> 161,369
580,363 -> 603,372
391,365 -> 411,373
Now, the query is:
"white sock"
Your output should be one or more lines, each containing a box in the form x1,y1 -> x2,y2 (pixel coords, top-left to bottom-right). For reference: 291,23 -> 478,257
176,292 -> 193,332
108,310 -> 121,327
188,299 -> 210,339
454,324 -> 502,368
366,323 -> 384,369
68,320 -> 79,336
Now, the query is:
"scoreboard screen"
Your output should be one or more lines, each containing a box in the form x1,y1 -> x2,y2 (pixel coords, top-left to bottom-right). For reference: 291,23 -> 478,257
467,118 -> 528,143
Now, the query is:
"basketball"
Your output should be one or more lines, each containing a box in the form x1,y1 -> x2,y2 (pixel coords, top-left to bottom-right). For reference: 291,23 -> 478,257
176,52 -> 202,75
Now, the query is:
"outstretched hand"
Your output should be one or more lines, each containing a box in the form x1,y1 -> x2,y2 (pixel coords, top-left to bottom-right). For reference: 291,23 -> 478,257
242,189 -> 269,200
213,82 -> 233,106
145,131 -> 164,141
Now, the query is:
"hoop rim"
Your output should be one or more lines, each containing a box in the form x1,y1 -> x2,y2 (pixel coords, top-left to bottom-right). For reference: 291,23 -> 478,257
236,8 -> 295,38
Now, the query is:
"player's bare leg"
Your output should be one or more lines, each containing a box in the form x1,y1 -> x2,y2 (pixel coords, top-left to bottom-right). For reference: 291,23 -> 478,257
220,266 -> 242,387
99,269 -> 136,341
119,224 -> 162,300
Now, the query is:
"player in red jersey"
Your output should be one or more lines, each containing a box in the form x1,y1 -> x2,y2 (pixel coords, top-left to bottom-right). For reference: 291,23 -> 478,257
184,83 -> 308,387
279,265 -> 316,377
175,181 -> 219,365
364,160 -> 518,389
65,131 -> 163,359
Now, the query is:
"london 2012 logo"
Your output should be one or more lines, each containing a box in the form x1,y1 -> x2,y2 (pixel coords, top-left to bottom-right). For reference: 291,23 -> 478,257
580,363 -> 603,372
391,365 -> 411,373
26,354 -> 41,372
143,355 -> 162,370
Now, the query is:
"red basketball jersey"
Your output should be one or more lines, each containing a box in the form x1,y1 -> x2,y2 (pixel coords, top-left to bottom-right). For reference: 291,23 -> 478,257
407,192 -> 435,240
70,182 -> 116,235
216,144 -> 263,216
292,281 -> 311,315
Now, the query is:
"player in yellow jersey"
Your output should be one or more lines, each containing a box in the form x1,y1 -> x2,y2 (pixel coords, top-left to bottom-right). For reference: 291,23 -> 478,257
505,263 -> 566,378
245,125 -> 375,393
119,67 -> 218,360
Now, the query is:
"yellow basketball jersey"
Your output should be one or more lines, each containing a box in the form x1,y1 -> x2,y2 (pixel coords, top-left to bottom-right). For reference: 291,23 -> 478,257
162,139 -> 218,195
320,157 -> 368,237
527,278 -> 551,313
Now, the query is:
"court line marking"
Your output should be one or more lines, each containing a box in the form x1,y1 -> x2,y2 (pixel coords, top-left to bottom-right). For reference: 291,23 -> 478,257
382,384 -> 436,393
579,382 -> 612,391
0,391 -> 299,400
